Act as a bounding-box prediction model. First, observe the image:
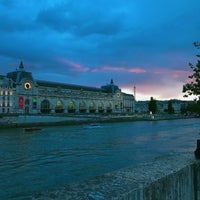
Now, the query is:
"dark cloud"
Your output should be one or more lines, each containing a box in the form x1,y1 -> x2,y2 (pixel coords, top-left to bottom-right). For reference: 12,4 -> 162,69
36,1 -> 125,36
0,15 -> 37,32
0,0 -> 15,7
0,0 -> 200,99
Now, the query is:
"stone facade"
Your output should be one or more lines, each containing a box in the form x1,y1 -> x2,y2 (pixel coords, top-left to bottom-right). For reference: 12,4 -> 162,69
0,62 -> 135,115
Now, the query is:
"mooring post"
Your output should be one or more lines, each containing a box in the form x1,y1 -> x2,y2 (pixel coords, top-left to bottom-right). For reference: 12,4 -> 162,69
194,139 -> 200,159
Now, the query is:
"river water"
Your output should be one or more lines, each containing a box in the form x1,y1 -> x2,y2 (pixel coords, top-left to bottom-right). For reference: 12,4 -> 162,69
0,118 -> 199,199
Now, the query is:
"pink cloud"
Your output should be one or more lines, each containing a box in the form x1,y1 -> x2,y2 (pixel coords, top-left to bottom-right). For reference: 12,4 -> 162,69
171,70 -> 188,78
153,68 -> 189,78
57,57 -> 90,72
128,68 -> 146,73
92,65 -> 147,73
91,68 -> 99,72
102,66 -> 125,71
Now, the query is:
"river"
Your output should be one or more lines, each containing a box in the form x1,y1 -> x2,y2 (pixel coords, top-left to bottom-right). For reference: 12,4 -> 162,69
0,118 -> 199,199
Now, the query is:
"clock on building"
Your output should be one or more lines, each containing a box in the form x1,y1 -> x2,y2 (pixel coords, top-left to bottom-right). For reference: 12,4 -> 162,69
116,92 -> 120,97
24,82 -> 31,90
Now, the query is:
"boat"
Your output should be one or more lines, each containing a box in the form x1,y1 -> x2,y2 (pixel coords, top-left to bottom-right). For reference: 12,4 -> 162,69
24,127 -> 42,132
84,123 -> 102,129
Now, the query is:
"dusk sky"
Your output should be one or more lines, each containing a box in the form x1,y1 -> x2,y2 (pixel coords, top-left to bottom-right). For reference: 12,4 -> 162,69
0,0 -> 200,100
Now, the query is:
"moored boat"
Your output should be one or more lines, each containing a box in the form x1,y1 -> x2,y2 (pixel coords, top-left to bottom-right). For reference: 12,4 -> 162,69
24,127 -> 42,132
84,123 -> 102,129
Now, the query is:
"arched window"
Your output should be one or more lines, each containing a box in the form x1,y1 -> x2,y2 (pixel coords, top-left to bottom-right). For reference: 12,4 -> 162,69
79,101 -> 86,113
98,102 -> 104,113
115,101 -> 120,109
41,99 -> 51,114
106,102 -> 112,113
55,100 -> 64,113
68,100 -> 76,113
89,101 -> 96,113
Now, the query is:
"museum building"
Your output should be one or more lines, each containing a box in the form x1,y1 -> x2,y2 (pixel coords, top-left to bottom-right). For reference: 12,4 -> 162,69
0,62 -> 135,115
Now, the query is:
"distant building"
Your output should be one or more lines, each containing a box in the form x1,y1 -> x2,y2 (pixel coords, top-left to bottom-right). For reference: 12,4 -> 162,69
135,99 -> 192,114
135,101 -> 149,113
0,75 -> 14,114
0,62 -> 135,115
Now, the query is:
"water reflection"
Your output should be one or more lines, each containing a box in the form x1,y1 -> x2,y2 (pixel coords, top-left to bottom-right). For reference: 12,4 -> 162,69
0,118 -> 199,199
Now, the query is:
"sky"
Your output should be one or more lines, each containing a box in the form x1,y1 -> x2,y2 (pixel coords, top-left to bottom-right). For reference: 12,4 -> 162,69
0,0 -> 200,100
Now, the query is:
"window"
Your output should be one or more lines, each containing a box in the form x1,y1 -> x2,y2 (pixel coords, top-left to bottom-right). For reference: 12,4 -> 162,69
32,97 -> 37,109
55,100 -> 64,113
25,99 -> 30,105
41,99 -> 51,113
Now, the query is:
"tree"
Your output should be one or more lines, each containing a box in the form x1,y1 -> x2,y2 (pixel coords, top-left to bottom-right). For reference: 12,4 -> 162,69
148,97 -> 157,114
180,104 -> 187,114
182,41 -> 200,100
167,101 -> 174,114
186,101 -> 200,115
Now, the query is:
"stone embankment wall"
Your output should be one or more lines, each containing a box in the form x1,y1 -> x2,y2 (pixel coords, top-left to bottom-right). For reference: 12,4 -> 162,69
0,114 -> 192,128
0,115 -> 93,127
33,153 -> 200,200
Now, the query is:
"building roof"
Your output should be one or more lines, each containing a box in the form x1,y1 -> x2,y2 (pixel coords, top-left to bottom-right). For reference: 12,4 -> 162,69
122,92 -> 134,97
36,80 -> 106,93
6,62 -> 34,85
7,71 -> 34,84
101,79 -> 120,93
